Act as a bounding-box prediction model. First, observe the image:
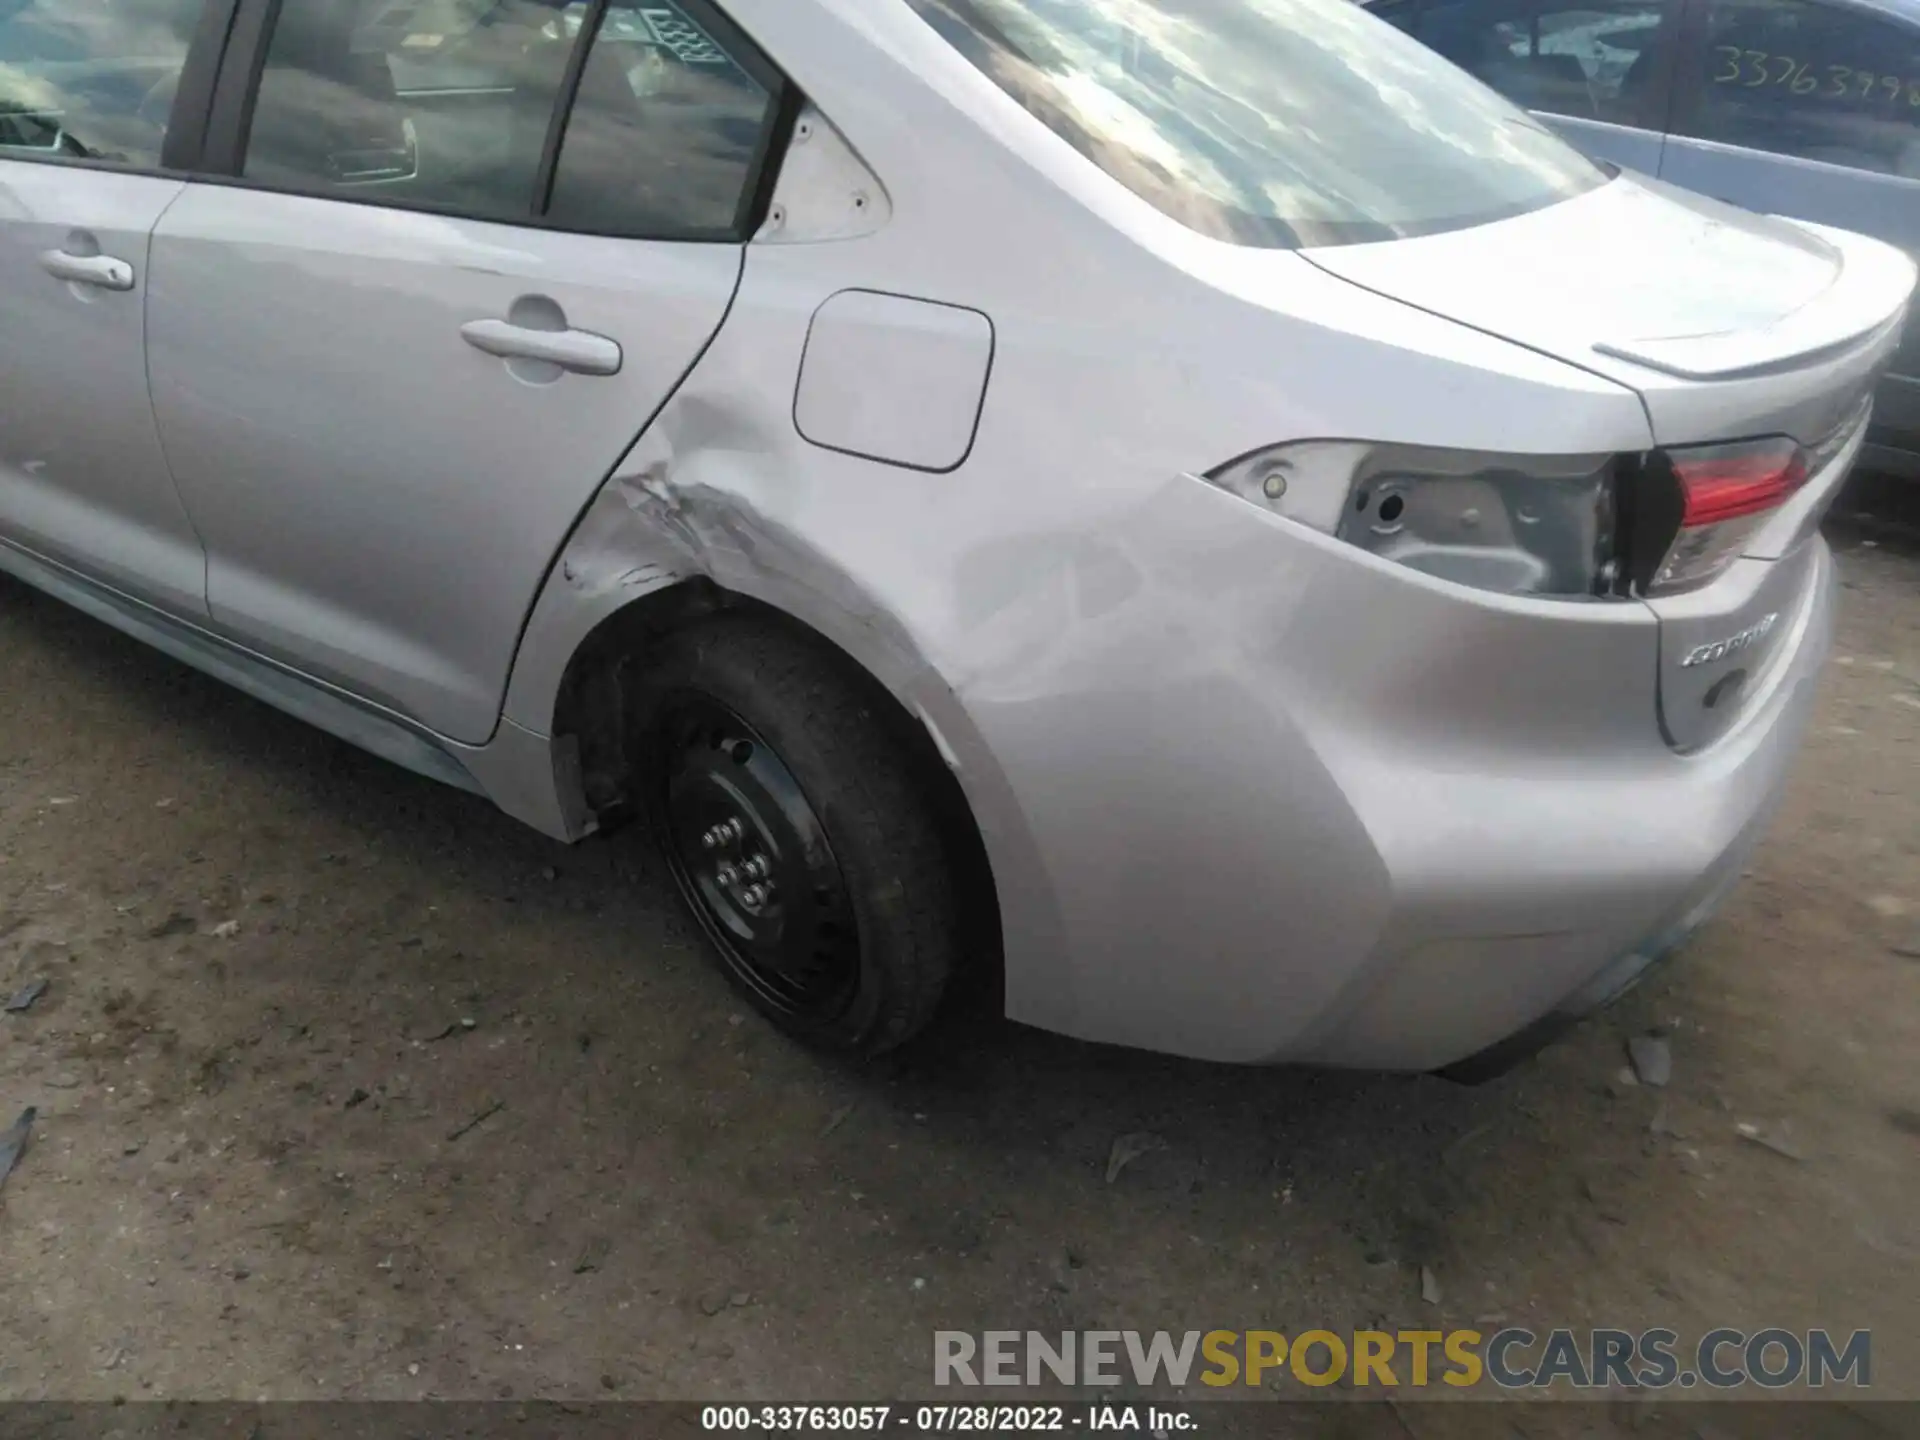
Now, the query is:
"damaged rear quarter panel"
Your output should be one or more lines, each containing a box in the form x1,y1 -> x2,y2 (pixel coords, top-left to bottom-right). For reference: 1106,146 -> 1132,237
502,208 -> 1655,1054
497,0 -> 1661,1053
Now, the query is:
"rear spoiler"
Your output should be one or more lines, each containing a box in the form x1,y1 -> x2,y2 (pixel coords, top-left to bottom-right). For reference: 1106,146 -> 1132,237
1594,221 -> 1916,381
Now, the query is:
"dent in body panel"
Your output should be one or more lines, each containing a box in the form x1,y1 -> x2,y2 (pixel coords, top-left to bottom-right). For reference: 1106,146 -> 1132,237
504,381 -> 1399,1056
499,198 -> 1665,1057
492,36 -> 1677,1054
503,391 -> 931,745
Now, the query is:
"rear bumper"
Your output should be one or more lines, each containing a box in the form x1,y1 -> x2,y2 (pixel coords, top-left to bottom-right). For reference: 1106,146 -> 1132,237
981,478 -> 1835,1069
1295,539 -> 1831,1071
1435,786 -> 1777,1083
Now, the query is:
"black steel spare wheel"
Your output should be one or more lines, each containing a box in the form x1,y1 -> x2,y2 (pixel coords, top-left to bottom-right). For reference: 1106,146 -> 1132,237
658,695 -> 860,1019
632,617 -> 959,1054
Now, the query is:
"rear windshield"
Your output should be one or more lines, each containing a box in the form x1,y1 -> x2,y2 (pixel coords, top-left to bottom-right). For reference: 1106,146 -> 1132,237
903,0 -> 1608,248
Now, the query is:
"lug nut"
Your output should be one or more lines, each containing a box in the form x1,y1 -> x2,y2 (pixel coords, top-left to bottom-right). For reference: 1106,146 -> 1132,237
701,828 -> 721,849
743,854 -> 770,880
715,862 -> 741,886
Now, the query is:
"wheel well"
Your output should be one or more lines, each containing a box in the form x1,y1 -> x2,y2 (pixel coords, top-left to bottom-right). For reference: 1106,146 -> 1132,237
551,581 -> 1004,1002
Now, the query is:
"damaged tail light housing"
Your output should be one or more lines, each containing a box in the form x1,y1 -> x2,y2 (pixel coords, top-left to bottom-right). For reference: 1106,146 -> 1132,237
1638,437 -> 1809,593
1205,431 -> 1823,601
1206,441 -> 1623,599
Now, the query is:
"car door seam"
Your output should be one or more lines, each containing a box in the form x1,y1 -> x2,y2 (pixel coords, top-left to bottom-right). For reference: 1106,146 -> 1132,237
140,181 -> 214,607
480,246 -> 751,748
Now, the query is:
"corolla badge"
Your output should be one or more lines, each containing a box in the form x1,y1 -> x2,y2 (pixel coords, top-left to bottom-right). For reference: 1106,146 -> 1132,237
1680,612 -> 1779,669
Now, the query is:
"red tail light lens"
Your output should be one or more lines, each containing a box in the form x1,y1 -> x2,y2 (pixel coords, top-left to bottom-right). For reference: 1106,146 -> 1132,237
1673,439 -> 1809,527
1649,437 -> 1809,593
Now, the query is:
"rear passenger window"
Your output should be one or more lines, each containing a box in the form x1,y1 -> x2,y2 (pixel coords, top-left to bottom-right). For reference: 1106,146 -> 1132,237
244,0 -> 576,216
240,0 -> 782,236
1389,0 -> 1667,125
1678,0 -> 1920,178
0,0 -> 208,167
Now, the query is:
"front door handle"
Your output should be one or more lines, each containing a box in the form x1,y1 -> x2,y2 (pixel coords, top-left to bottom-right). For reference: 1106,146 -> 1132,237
459,318 -> 622,376
39,249 -> 135,291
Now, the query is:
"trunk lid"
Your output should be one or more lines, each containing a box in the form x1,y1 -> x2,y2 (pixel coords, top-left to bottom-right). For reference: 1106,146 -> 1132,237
1302,172 -> 1910,752
1303,172 -> 1844,369
1300,172 -> 1911,450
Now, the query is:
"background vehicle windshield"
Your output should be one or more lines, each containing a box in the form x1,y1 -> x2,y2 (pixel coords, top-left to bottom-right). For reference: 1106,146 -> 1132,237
905,0 -> 1609,247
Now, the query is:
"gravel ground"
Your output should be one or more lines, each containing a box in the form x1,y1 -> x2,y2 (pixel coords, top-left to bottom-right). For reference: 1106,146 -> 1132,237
0,478 -> 1914,1411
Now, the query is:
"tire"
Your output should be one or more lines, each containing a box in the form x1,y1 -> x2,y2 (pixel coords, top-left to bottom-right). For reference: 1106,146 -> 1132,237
628,616 -> 959,1054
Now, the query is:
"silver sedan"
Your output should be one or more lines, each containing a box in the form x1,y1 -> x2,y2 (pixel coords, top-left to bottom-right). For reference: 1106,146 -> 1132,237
0,0 -> 1908,1070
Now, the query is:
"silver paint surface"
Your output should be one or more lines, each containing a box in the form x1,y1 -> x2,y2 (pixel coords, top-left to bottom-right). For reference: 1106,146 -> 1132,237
0,0 -> 1907,1066
0,163 -> 205,618
793,290 -> 993,471
143,184 -> 742,742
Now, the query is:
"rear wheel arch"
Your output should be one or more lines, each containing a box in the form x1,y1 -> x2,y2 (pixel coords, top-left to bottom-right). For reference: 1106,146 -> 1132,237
549,579 -> 1005,1007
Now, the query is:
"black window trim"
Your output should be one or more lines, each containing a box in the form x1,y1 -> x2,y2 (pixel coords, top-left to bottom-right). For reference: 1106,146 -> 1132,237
532,0 -> 610,212
1665,0 -> 1920,153
0,0 -> 241,179
1371,0 -> 1690,135
188,0 -> 800,243
163,0 -> 246,168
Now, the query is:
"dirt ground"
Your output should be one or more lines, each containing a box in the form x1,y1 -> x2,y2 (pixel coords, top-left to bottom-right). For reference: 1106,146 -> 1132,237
0,476 -> 1914,1411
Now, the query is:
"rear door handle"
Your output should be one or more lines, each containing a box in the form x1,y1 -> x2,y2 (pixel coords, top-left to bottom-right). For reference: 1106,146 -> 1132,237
39,249 -> 135,291
459,318 -> 622,377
